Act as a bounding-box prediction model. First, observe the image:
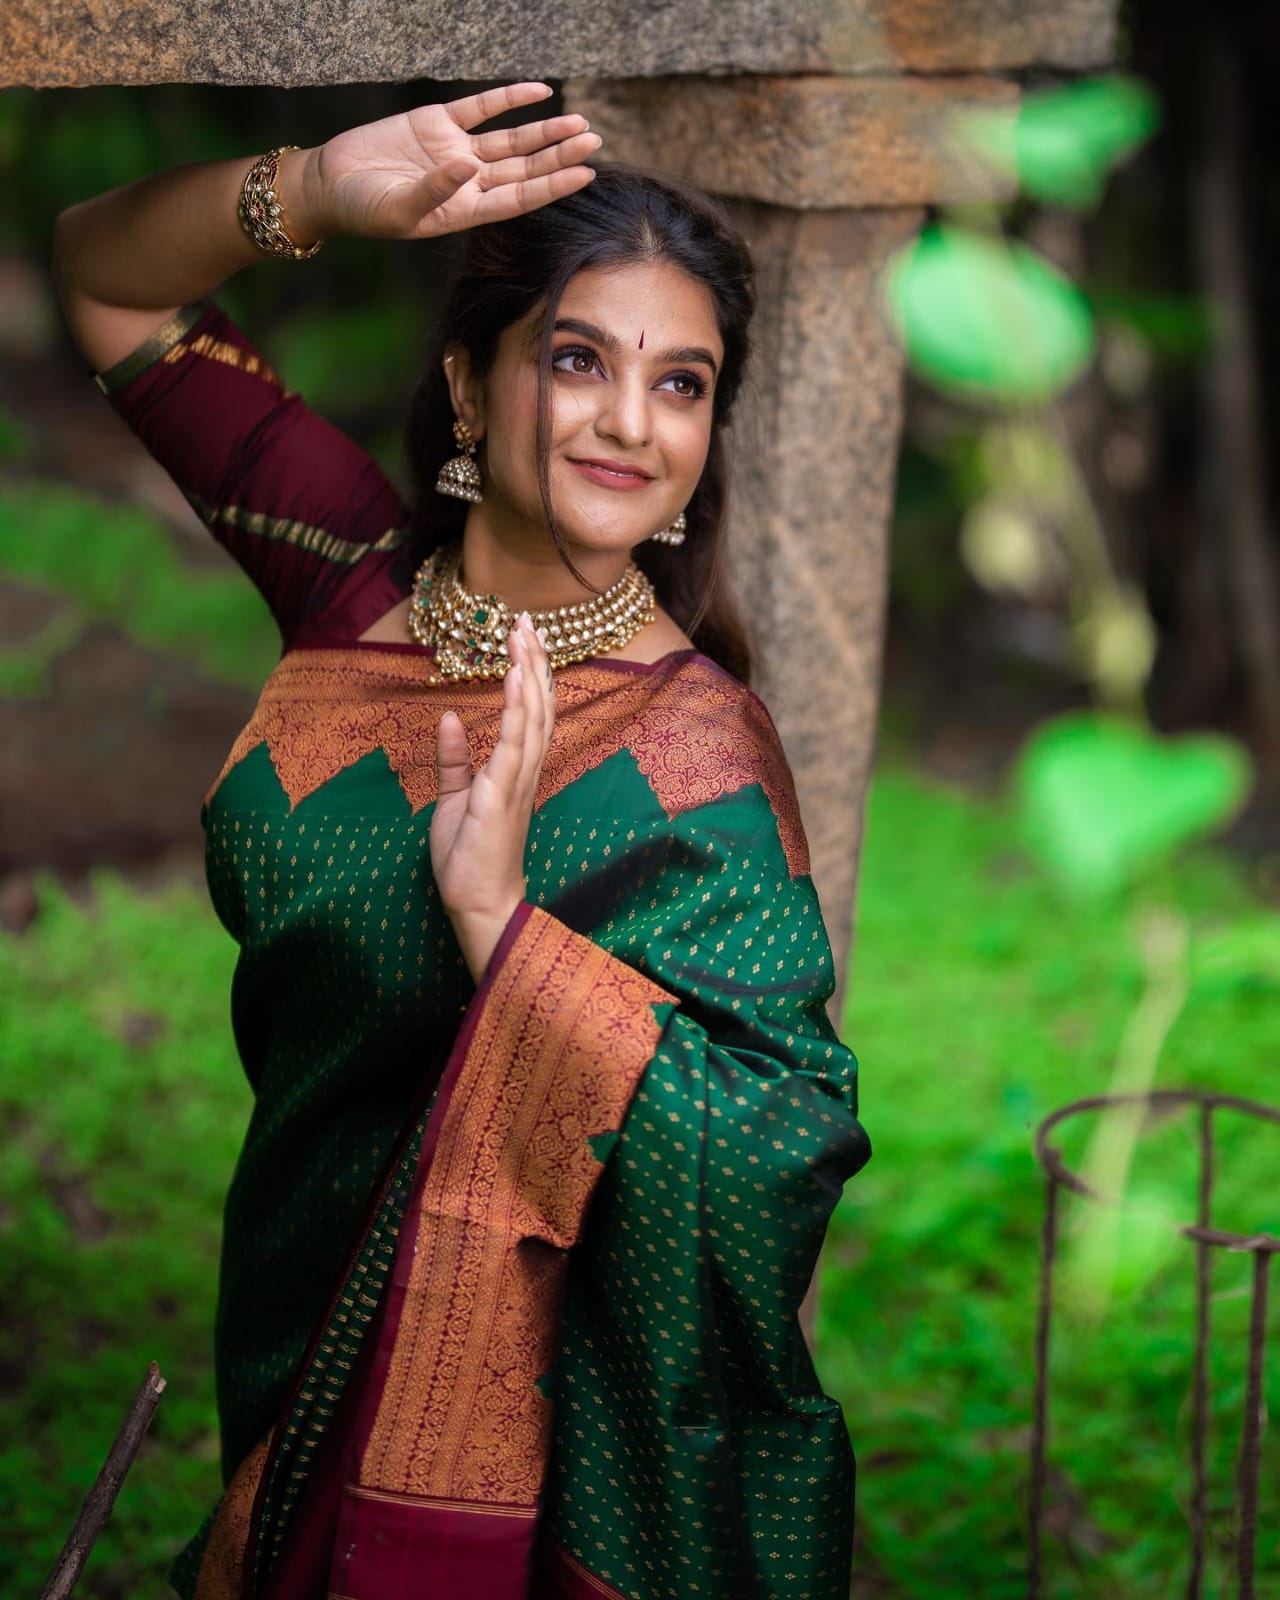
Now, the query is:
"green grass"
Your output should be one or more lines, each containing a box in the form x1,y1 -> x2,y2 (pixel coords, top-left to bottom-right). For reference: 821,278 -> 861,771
823,764 -> 1280,1598
0,873 -> 247,1596
0,762 -> 1276,1596
0,479 -> 279,694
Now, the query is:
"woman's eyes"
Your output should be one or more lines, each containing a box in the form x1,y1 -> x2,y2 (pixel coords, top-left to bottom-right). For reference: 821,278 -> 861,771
551,345 -> 708,399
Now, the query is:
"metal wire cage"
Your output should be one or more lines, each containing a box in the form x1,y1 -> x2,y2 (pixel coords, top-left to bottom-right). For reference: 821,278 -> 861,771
1029,1090 -> 1278,1600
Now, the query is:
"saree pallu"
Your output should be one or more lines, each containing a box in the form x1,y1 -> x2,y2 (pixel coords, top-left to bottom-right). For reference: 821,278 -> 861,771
177,644 -> 870,1600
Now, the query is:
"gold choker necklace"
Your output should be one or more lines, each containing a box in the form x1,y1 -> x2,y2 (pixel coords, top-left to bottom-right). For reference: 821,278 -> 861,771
407,543 -> 657,681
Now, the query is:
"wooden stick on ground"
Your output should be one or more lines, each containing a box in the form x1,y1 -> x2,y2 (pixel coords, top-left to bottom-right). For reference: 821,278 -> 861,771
39,1362 -> 167,1600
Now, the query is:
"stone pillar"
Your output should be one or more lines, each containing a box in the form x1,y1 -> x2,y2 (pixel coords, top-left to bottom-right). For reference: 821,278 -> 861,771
721,203 -> 922,1004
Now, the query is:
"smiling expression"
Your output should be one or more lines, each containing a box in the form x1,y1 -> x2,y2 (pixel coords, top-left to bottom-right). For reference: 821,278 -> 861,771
444,259 -> 724,556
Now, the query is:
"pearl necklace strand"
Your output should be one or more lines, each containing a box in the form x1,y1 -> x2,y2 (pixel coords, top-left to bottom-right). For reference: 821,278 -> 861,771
407,542 -> 657,682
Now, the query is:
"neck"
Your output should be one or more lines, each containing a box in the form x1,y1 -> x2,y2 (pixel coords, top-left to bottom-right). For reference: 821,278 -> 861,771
458,516 -> 631,610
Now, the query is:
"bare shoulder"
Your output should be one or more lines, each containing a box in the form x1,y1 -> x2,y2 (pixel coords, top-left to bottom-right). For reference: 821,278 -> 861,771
608,606 -> 696,664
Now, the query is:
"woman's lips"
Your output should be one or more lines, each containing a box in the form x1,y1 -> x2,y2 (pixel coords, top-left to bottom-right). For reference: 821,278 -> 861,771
568,458 -> 653,491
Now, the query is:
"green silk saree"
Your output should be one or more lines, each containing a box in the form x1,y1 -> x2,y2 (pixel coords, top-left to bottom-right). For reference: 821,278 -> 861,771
89,295 -> 871,1600
177,645 -> 870,1600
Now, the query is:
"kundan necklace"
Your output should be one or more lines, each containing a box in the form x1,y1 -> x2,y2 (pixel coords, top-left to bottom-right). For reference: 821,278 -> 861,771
407,542 -> 658,681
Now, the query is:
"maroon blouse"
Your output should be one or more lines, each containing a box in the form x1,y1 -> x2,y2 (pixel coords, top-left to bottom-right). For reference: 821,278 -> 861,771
94,294 -> 423,654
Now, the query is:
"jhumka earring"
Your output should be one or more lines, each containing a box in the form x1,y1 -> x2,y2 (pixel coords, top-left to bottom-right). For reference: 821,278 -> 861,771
650,509 -> 687,546
435,418 -> 483,504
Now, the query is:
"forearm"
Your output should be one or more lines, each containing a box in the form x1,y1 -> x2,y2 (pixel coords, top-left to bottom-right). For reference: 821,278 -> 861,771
51,147 -> 322,311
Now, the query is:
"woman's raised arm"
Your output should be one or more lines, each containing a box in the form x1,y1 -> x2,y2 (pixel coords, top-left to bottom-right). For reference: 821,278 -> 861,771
51,82 -> 601,373
46,86 -> 601,650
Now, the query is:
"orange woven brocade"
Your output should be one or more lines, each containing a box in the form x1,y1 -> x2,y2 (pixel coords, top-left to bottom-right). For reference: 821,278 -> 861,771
329,903 -> 675,1598
361,904 -> 673,1499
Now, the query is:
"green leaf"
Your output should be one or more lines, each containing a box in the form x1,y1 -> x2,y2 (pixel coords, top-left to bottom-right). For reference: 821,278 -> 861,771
1014,713 -> 1252,897
883,223 -> 1095,406
958,74 -> 1161,208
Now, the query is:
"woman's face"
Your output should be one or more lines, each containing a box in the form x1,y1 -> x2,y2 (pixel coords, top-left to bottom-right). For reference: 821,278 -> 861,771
449,259 -> 724,559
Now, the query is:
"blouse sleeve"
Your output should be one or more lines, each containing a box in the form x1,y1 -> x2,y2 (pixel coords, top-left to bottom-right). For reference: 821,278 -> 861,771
91,298 -> 413,649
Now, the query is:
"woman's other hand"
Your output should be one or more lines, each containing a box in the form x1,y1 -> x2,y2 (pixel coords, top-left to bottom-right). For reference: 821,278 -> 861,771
296,82 -> 600,243
431,613 -> 557,983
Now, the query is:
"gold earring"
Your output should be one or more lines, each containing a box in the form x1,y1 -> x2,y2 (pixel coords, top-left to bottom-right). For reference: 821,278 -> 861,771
435,418 -> 483,505
650,509 -> 686,546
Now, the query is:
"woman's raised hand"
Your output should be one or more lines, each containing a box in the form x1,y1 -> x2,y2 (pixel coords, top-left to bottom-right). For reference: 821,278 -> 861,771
299,82 -> 600,242
430,613 -> 557,983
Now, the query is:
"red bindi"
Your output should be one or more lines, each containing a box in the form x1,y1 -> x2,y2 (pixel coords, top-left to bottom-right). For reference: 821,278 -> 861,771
638,330 -> 644,349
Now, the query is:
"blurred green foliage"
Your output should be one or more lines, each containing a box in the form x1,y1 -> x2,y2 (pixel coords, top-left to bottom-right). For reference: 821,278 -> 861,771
0,872 -> 247,1595
0,405 -> 31,463
0,481 -> 279,691
1016,713 -> 1251,897
825,764 -> 1280,1599
884,224 -> 1096,406
957,74 -> 1161,209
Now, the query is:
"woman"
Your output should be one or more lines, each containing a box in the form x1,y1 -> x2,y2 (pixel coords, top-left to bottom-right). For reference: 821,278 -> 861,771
52,82 -> 871,1600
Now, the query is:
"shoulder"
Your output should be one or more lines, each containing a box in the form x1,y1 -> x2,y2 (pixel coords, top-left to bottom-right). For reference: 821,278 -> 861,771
634,655 -> 811,879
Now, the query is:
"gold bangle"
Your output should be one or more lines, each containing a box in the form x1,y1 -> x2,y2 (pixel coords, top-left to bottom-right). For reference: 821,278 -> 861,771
238,145 -> 324,261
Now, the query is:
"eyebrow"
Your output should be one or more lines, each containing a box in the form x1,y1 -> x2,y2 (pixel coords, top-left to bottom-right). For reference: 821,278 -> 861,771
552,317 -> 719,380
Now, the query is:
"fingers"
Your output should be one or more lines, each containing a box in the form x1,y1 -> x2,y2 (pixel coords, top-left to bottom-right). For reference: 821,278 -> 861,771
476,130 -> 602,192
516,620 -> 547,778
413,158 -> 479,211
435,709 -> 472,796
469,111 -> 589,161
476,615 -> 556,799
444,81 -> 555,132
470,164 -> 597,225
481,651 -> 528,798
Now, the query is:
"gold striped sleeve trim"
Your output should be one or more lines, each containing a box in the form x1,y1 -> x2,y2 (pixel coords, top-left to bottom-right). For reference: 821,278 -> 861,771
188,492 -> 412,567
163,332 -> 283,390
93,298 -> 213,396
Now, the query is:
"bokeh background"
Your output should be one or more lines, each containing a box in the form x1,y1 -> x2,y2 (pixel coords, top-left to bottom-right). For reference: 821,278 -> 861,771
2,4 -> 1279,1595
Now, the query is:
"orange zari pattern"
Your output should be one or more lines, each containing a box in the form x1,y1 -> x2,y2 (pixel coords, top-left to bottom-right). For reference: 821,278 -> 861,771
204,648 -> 811,879
359,903 -> 673,1504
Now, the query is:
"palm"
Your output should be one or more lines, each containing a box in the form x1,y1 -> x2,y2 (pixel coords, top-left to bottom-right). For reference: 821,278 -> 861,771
315,83 -> 599,241
428,779 -> 478,890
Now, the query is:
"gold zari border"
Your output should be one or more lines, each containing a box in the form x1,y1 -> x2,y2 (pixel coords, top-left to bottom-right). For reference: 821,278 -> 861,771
206,648 -> 811,878
359,904 -> 672,1505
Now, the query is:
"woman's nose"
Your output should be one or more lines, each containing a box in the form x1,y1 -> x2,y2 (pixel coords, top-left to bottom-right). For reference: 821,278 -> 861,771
594,378 -> 652,447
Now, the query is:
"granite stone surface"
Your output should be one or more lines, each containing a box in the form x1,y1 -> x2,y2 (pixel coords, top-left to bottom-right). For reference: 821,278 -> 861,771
565,74 -> 1021,208
3,0 -> 1116,87
721,203 -> 921,1006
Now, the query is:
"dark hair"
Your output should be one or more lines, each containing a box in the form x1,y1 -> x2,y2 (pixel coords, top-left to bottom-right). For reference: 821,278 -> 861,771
399,161 -> 757,684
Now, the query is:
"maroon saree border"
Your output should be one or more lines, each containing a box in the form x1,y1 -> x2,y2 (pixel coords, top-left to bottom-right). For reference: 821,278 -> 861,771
193,901 -> 536,1600
323,902 -> 672,1598
534,1535 -> 631,1600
